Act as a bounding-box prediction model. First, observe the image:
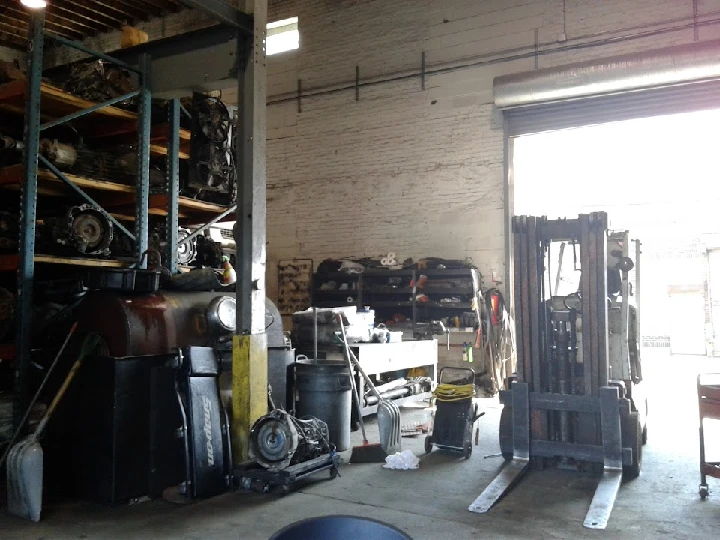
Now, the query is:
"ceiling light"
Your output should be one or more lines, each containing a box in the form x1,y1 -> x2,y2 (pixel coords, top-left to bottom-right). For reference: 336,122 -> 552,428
21,0 -> 47,8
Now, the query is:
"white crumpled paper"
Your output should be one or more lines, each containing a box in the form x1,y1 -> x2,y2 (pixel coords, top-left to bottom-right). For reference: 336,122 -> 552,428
383,449 -> 420,470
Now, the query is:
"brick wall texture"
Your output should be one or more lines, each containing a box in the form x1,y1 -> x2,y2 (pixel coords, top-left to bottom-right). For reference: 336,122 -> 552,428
262,0 -> 720,301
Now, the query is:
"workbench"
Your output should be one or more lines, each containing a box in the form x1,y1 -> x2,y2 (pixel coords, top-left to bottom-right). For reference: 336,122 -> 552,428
326,339 -> 438,417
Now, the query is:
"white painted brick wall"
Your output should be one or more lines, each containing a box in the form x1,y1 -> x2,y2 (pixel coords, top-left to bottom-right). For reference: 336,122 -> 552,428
264,0 -> 720,303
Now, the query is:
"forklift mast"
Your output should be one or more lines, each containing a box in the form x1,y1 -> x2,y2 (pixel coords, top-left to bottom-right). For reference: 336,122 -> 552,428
468,212 -> 646,531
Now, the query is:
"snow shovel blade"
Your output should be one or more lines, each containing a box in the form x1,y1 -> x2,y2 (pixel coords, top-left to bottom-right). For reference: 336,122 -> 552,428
378,401 -> 401,454
7,436 -> 43,522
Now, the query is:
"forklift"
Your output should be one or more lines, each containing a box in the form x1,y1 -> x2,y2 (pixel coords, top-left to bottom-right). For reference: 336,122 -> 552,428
468,212 -> 647,530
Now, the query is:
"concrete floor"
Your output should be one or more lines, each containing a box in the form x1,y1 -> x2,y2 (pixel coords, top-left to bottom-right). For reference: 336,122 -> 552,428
1,349 -> 720,539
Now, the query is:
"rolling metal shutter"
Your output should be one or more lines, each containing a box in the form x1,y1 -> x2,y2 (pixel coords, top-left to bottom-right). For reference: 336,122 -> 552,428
495,40 -> 720,136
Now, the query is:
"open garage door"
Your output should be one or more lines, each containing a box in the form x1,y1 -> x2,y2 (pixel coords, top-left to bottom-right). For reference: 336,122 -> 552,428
668,291 -> 707,355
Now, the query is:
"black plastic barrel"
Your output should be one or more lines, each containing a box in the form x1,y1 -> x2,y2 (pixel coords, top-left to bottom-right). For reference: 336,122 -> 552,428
295,360 -> 352,451
270,515 -> 412,540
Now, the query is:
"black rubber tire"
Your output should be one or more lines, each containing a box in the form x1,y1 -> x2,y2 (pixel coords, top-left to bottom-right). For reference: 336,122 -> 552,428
499,404 -> 513,461
425,435 -> 433,454
463,441 -> 472,460
700,485 -> 709,500
622,411 -> 642,480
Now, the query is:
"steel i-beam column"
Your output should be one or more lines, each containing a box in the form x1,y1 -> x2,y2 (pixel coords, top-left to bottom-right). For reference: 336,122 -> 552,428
165,99 -> 181,273
14,10 -> 45,433
135,53 -> 152,267
232,0 -> 268,463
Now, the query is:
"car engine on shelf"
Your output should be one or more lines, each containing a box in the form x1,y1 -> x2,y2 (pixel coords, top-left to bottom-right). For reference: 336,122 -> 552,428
42,204 -> 114,256
62,60 -> 135,106
186,93 -> 236,206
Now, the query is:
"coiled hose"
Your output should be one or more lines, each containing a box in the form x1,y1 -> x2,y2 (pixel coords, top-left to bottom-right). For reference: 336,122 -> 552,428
433,383 -> 474,402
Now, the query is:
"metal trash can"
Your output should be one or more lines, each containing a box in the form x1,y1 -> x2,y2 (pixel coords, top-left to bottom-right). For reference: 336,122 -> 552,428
295,360 -> 352,451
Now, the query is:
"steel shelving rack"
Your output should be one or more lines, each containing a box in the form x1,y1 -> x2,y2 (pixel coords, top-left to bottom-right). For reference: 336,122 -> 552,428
3,10 -> 232,430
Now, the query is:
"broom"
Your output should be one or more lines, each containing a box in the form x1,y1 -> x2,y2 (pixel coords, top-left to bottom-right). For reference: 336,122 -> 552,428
337,314 -> 387,463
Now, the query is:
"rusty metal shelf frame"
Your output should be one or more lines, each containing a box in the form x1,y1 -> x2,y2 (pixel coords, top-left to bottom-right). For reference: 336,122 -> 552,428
13,11 -> 155,433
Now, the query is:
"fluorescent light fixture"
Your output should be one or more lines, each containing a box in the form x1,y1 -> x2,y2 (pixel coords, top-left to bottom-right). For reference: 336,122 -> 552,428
21,0 -> 47,8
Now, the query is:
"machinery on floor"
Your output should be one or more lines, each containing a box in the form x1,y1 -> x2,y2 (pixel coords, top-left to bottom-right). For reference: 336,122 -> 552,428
425,367 -> 483,459
469,212 -> 646,530
43,288 -> 337,504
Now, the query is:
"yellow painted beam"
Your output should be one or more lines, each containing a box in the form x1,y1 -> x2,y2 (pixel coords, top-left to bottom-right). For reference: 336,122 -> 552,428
232,333 -> 268,462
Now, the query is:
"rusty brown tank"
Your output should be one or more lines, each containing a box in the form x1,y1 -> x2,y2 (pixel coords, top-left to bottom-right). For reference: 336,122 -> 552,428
76,291 -> 233,357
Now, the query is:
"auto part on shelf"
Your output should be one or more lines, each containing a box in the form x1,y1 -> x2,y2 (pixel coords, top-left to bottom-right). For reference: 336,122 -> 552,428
0,134 -> 22,151
62,60 -> 134,106
193,235 -> 224,269
177,228 -> 197,265
1,136 -> 76,169
0,287 -> 15,341
187,93 -> 236,206
47,205 -> 114,256
72,145 -> 140,184
148,225 -> 197,267
39,139 -> 77,169
0,212 -> 18,250
249,409 -> 332,472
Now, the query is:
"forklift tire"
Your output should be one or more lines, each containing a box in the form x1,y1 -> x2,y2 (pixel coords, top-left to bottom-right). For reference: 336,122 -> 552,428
622,411 -> 642,480
499,404 -> 513,461
425,435 -> 433,454
463,441 -> 472,460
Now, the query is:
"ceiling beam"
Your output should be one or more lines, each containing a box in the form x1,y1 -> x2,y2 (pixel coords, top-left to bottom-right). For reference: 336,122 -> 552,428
5,6 -> 93,38
175,0 -> 252,35
0,30 -> 27,50
48,3 -> 115,32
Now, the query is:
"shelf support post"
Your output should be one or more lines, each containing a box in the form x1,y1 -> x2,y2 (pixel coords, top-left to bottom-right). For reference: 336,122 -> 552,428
165,98 -> 181,273
14,10 -> 45,433
135,53 -> 152,268
232,0 -> 267,464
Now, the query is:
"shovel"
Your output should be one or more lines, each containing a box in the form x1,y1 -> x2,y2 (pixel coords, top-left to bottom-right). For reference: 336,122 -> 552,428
340,340 -> 401,455
338,315 -> 387,463
6,333 -> 100,522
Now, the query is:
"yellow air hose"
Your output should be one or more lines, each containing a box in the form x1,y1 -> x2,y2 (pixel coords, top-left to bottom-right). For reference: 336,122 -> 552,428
433,383 -> 475,402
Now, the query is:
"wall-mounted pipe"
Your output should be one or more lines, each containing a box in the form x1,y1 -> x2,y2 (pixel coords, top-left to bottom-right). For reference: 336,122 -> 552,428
494,39 -> 720,108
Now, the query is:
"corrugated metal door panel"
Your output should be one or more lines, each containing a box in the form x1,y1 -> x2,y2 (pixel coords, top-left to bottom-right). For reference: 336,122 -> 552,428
709,249 -> 720,357
505,80 -> 720,136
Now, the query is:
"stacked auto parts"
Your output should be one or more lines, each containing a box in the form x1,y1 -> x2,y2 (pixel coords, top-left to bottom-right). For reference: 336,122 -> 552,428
62,60 -> 135,107
42,205 -> 114,257
187,93 -> 236,206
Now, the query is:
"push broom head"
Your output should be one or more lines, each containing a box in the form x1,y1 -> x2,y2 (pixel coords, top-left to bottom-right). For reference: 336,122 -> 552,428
349,440 -> 388,464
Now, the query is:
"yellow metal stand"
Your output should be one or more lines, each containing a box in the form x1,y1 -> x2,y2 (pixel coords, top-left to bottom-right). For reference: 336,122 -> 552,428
232,333 -> 268,462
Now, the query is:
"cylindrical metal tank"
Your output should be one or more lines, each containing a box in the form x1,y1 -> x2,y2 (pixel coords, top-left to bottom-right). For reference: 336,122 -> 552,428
76,291 -> 234,357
